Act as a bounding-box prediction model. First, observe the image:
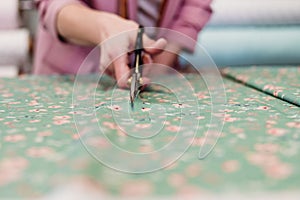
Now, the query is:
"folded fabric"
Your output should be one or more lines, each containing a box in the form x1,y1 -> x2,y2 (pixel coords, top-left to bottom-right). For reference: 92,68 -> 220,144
208,0 -> 300,26
184,26 -> 300,66
0,29 -> 29,66
222,66 -> 300,106
0,0 -> 20,29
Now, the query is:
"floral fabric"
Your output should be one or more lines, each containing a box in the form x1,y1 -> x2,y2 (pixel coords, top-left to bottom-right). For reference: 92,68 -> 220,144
0,68 -> 299,198
222,66 -> 300,106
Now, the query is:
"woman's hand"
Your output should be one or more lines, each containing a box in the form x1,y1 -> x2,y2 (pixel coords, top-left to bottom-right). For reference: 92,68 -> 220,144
57,4 -> 166,88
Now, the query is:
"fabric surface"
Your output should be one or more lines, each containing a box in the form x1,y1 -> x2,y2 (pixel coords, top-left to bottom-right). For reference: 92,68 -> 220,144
0,68 -> 300,199
222,66 -> 300,106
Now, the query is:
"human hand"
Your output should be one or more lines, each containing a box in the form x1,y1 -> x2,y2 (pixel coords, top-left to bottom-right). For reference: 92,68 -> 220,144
98,12 -> 167,88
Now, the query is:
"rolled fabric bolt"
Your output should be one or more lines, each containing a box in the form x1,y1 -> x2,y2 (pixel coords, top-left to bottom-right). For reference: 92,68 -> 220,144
208,0 -> 300,26
0,0 -> 20,29
0,29 -> 30,66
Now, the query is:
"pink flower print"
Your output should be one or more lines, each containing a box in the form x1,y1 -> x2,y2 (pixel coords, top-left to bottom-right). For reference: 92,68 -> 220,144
263,96 -> 274,101
55,87 -> 69,96
53,115 -> 71,120
139,145 -> 153,153
95,102 -> 106,108
8,101 -> 20,105
185,164 -> 202,177
135,124 -> 151,129
263,84 -> 283,91
38,131 -> 52,137
273,90 -> 283,97
72,134 -> 80,140
236,74 -> 249,83
48,105 -> 62,108
222,160 -> 240,173
267,128 -> 288,137
86,137 -> 110,148
266,120 -> 276,125
121,180 -> 153,197
103,121 -> 117,129
4,121 -> 15,128
4,134 -> 26,142
165,162 -> 178,170
29,108 -> 47,113
178,185 -> 202,198
257,106 -> 270,110
28,100 -> 39,106
224,114 -> 238,122
263,163 -> 292,179
141,107 -> 151,112
158,98 -> 169,103
247,153 -> 279,166
226,88 -> 236,93
286,122 -> 300,129
195,92 -> 209,99
107,105 -> 121,111
26,147 -> 54,158
0,157 -> 28,186
244,97 -> 255,101
172,103 -> 186,108
116,129 -> 127,137
196,116 -> 205,120
166,125 -> 181,132
254,143 -> 279,154
53,115 -> 71,125
229,127 -> 244,134
29,119 -> 41,123
2,93 -> 13,98
263,84 -> 276,90
168,173 -> 186,188
191,137 -> 205,146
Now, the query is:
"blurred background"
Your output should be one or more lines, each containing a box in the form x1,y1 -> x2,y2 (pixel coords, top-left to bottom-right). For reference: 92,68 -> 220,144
1,0 -> 300,77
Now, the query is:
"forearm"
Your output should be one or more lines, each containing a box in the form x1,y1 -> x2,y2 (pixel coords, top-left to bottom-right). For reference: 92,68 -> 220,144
57,4 -> 109,46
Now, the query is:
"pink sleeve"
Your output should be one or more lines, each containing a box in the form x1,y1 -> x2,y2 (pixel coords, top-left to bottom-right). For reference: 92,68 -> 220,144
170,0 -> 212,52
35,0 -> 87,40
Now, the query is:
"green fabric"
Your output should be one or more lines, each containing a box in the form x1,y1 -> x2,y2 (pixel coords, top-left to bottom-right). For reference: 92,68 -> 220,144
222,66 -> 300,106
0,68 -> 299,198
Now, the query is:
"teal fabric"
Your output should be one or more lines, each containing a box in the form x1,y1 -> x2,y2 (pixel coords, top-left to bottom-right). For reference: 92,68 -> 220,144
181,26 -> 300,66
0,68 -> 300,198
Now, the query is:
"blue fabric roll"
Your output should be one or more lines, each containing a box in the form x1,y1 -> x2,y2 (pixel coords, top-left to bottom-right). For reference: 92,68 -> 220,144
181,26 -> 300,67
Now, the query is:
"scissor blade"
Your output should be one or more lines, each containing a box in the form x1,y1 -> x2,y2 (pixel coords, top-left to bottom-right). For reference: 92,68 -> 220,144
130,73 -> 137,108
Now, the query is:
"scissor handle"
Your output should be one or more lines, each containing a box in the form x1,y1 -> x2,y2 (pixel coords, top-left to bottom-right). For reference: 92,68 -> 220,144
135,25 -> 144,52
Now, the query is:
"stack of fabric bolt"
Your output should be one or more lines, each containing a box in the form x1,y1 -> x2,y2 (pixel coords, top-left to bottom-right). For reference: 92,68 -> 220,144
0,0 -> 30,77
184,0 -> 300,67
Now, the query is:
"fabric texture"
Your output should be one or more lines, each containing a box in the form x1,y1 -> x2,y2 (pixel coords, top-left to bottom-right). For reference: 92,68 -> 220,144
222,66 -> 300,106
33,0 -> 212,75
0,67 -> 299,198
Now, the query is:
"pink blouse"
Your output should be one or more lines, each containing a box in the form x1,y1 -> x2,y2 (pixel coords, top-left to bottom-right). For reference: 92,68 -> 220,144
33,0 -> 212,74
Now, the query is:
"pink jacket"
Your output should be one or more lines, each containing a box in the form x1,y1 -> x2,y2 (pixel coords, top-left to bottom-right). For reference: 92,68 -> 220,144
33,0 -> 212,74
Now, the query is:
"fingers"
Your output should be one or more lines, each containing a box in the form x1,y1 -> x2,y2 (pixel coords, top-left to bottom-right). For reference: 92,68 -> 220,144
143,53 -> 153,64
143,36 -> 167,55
113,53 -> 131,89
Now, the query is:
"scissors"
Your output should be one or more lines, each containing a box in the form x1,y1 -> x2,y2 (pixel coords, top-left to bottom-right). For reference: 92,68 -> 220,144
129,25 -> 144,108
